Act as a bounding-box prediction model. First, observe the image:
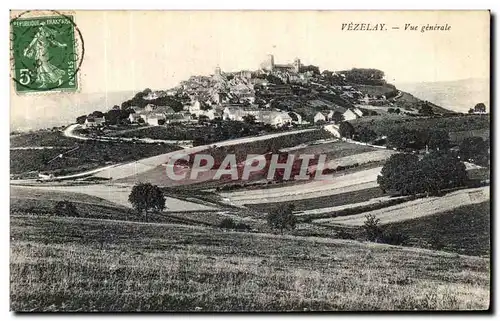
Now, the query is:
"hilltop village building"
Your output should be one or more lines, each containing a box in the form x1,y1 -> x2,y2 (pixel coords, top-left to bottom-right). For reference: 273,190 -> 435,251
260,54 -> 302,73
83,116 -> 106,128
223,106 -> 292,127
343,107 -> 364,121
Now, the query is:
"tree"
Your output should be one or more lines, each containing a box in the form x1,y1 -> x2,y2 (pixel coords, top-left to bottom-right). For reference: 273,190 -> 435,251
386,128 -> 426,150
332,111 -> 344,123
76,115 -> 87,124
337,68 -> 386,85
468,108 -> 474,114
301,65 -> 320,75
427,129 -> 450,150
54,201 -> 78,217
377,153 -> 420,195
474,103 -> 486,113
419,102 -> 434,116
459,137 -> 489,166
339,121 -> 355,138
105,109 -> 121,125
242,114 -> 257,125
267,204 -> 297,233
378,151 -> 467,196
128,183 -> 166,221
90,110 -> 105,118
419,152 -> 467,195
355,127 -> 377,143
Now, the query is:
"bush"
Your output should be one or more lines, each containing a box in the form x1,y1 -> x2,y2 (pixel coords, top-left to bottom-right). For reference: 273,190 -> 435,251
54,201 -> 78,217
234,222 -> 251,231
381,230 -> 408,246
363,214 -> 383,242
218,218 -> 236,229
336,229 -> 356,240
267,204 -> 297,233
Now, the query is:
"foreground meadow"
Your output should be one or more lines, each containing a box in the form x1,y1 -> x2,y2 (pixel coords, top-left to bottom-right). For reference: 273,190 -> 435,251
11,214 -> 490,312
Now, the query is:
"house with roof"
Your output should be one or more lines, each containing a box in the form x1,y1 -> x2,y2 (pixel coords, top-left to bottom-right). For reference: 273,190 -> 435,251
269,112 -> 293,127
165,113 -> 192,124
223,106 -> 261,121
343,108 -> 361,121
314,111 -> 334,123
146,115 -> 166,126
223,106 -> 292,127
83,116 -> 105,128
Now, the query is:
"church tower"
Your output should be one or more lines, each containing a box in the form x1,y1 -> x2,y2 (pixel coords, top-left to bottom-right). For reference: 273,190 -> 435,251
293,58 -> 301,73
260,54 -> 275,71
215,65 -> 222,76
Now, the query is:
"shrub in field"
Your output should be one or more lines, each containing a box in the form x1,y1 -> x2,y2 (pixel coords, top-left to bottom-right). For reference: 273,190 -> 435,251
234,222 -> 251,231
267,204 -> 297,233
218,218 -> 236,229
381,230 -> 408,246
128,183 -> 166,222
363,214 -> 383,242
218,219 -> 251,232
336,229 -> 356,240
54,201 -> 78,217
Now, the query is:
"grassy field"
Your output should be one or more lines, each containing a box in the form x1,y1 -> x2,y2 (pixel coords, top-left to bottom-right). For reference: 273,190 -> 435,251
10,141 -> 182,178
350,114 -> 490,143
247,187 -> 384,212
285,140 -> 376,159
10,187 -> 220,226
10,130 -> 77,147
385,202 -> 490,257
11,214 -> 490,311
198,129 -> 333,166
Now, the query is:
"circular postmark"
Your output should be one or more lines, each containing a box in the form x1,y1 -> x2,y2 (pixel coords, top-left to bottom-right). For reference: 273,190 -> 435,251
10,10 -> 85,92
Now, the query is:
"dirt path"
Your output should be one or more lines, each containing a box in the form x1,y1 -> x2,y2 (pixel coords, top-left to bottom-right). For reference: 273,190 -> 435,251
315,186 -> 490,226
221,166 -> 383,205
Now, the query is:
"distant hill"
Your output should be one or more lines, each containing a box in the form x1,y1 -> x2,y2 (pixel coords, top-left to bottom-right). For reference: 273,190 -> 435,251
11,90 -> 136,132
396,78 -> 489,114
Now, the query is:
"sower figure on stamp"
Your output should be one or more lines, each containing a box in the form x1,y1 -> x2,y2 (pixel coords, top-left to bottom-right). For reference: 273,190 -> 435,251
23,24 -> 67,88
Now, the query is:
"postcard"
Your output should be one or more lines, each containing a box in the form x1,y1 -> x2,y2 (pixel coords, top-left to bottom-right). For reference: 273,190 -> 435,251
9,10 -> 490,312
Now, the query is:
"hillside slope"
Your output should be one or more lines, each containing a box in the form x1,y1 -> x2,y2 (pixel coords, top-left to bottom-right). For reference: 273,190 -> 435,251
11,212 -> 490,311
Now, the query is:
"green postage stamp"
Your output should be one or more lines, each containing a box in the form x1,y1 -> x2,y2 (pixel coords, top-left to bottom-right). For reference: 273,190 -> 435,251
10,12 -> 83,93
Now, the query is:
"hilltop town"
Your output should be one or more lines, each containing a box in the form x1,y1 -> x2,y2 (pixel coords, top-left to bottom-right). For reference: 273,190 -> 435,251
76,54 -> 453,134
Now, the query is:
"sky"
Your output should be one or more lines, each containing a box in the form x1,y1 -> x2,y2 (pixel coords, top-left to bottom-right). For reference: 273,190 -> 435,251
10,10 -> 490,130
